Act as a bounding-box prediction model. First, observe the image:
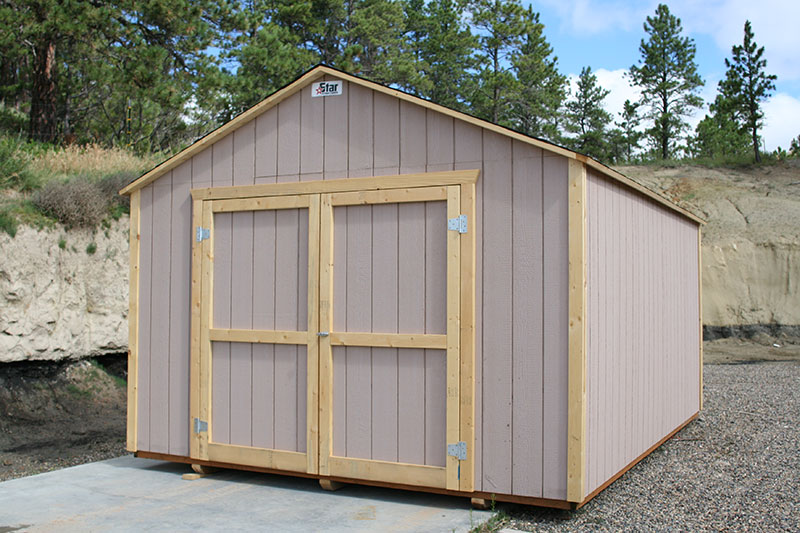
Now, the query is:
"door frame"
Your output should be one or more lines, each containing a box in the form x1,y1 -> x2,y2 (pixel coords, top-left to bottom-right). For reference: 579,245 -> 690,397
189,169 -> 477,491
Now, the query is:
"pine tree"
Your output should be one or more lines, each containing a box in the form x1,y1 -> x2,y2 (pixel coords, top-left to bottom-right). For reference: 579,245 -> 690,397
403,0 -> 478,111
616,100 -> 643,162
507,6 -> 566,141
723,20 -> 777,162
629,4 -> 704,159
468,0 -> 529,124
564,67 -> 611,160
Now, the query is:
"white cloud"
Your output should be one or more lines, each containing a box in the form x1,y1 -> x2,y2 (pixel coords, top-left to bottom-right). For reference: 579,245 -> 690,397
538,1 -> 800,81
762,93 -> 800,151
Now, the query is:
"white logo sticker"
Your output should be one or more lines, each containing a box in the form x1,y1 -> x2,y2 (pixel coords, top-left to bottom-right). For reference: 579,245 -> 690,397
311,81 -> 343,97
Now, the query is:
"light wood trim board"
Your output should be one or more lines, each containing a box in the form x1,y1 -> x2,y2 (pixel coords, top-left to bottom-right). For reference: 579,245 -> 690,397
317,193 -> 335,476
189,197 -> 203,459
566,159 -> 587,502
329,332 -> 446,350
208,328 -> 308,345
327,456 -> 446,489
126,189 -> 141,452
459,182 -> 476,492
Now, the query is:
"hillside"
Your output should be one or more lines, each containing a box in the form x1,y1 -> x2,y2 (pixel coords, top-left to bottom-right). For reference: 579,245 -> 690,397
618,161 -> 800,332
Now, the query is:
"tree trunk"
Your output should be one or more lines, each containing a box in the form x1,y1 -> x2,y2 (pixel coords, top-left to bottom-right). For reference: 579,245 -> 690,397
752,126 -> 761,163
29,40 -> 57,143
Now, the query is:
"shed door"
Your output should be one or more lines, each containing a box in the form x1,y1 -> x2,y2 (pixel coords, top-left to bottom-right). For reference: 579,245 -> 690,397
192,195 -> 320,474
318,186 -> 463,491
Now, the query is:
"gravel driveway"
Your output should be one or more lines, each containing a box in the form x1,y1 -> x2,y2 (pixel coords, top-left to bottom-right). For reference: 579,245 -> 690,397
479,362 -> 800,532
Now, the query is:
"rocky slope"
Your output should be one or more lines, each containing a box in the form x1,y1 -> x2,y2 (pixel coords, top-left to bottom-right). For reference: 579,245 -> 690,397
0,219 -> 128,362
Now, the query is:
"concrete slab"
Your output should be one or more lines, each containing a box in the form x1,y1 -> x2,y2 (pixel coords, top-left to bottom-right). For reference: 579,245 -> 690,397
0,456 -> 492,532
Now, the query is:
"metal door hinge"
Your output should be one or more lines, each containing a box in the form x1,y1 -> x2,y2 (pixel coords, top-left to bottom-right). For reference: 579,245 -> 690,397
447,441 -> 467,460
447,215 -> 468,234
196,227 -> 210,242
193,418 -> 208,433
317,331 -> 329,337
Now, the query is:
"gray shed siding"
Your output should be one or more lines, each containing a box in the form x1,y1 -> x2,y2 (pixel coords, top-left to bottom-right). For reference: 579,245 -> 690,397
584,170 -> 700,498
135,76 -> 569,498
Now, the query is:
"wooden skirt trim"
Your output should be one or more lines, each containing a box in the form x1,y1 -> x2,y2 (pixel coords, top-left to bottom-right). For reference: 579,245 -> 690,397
133,451 -> 571,510
577,411 -> 700,509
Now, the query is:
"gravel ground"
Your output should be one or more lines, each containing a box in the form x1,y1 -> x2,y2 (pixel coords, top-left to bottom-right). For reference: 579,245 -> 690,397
478,361 -> 800,532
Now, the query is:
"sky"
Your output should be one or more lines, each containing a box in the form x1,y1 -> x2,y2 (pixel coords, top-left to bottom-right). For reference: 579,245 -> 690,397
527,0 -> 800,151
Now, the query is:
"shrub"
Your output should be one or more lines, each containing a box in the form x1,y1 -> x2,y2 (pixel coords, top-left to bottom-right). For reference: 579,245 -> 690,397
86,242 -> 97,255
0,208 -> 17,237
0,136 -> 38,190
32,178 -> 108,228
97,170 -> 136,211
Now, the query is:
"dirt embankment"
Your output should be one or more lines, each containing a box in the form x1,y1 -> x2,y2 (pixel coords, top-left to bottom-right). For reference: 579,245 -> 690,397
0,354 -> 127,481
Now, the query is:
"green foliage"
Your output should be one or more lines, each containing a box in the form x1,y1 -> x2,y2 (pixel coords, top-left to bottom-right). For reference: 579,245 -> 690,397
86,242 -> 97,255
564,66 -> 611,160
403,0 -> 478,112
58,237 -> 66,249
468,0 -> 530,124
629,4 -> 704,159
790,136 -> 800,158
507,7 -> 567,142
0,207 -> 17,237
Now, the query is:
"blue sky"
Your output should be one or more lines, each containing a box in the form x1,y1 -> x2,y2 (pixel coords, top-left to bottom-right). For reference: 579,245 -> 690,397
527,0 -> 800,150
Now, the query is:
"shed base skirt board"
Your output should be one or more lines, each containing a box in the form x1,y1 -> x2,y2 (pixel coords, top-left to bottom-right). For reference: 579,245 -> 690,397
577,412 -> 699,509
134,451 -> 571,510
135,412 -> 698,511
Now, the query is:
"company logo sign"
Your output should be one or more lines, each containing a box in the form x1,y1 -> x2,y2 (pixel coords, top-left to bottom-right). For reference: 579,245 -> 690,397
311,81 -> 343,97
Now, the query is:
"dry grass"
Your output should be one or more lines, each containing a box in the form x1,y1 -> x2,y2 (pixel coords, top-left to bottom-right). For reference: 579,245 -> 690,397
27,144 -> 161,182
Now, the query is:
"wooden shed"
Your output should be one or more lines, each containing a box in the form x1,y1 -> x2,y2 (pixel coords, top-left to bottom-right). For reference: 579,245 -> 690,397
120,65 -> 703,509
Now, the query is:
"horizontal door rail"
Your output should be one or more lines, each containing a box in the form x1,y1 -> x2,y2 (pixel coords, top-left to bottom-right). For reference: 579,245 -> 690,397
329,186 -> 447,206
191,169 -> 480,201
329,332 -> 447,350
211,195 -> 311,213
209,328 -> 308,345
326,456 -> 446,488
207,443 -> 307,473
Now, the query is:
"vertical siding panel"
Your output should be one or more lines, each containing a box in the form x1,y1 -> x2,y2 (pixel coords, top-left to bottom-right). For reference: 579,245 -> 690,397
453,120 -> 483,489
168,162 -> 192,456
255,107 -> 278,182
277,93 -> 301,179
348,83 -> 374,177
192,150 -> 212,187
300,83 -> 324,178
233,120 -> 256,186
274,209 -> 301,451
397,202 -> 426,465
345,205 -> 372,459
511,142 -> 543,496
542,155 -> 568,500
149,176 -> 172,454
252,210 -> 276,449
373,92 -> 400,174
296,212 -> 309,453
332,208 -> 347,455
324,79 -> 349,179
229,212 -> 254,446
371,204 -> 399,462
137,185 -> 153,451
212,212 -> 232,444
426,113 -> 454,172
481,132 -> 512,494
399,102 -> 426,173
211,137 -> 233,445
424,201 -> 447,467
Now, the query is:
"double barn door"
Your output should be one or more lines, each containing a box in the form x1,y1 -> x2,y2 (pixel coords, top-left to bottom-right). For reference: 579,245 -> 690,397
189,171 -> 476,492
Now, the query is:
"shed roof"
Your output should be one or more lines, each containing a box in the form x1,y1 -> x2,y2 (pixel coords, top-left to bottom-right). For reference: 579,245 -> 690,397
120,65 -> 702,224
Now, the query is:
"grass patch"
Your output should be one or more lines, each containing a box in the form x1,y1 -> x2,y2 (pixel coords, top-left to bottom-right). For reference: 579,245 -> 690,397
58,237 -> 66,249
86,242 -> 97,255
0,208 -> 18,237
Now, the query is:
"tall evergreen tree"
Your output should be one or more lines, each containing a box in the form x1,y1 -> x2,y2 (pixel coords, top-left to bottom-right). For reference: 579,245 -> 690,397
468,0 -> 529,124
616,100 -> 643,161
722,20 -> 777,162
507,6 -> 566,141
403,0 -> 477,111
564,66 -> 611,159
629,4 -> 704,159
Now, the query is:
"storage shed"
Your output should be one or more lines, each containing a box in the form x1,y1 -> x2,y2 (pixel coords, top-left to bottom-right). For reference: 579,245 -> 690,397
120,65 -> 703,509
